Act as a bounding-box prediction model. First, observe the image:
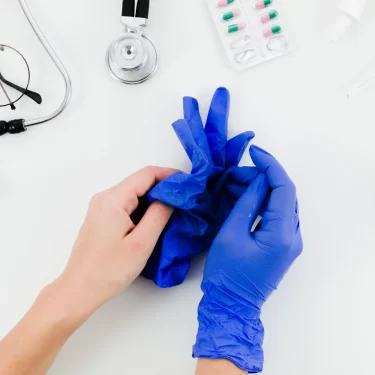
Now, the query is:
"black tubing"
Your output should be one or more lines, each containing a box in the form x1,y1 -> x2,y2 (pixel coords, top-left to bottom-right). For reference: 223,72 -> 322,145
122,0 -> 135,17
136,0 -> 150,19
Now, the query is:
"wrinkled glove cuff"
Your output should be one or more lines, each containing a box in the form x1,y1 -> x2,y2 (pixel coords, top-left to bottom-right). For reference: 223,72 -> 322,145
192,295 -> 264,373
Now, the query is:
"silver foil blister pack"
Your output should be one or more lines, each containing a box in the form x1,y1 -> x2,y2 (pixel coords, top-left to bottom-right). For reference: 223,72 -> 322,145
205,0 -> 293,71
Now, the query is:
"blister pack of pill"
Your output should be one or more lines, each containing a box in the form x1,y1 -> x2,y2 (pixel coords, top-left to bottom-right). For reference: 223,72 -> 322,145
205,0 -> 293,71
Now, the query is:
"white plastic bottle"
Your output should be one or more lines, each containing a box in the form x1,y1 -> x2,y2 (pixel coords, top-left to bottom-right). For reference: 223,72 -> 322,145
331,0 -> 367,42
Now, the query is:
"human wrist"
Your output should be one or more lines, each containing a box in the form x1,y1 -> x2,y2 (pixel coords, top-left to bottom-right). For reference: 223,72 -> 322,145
38,277 -> 95,331
196,358 -> 247,375
193,295 -> 264,373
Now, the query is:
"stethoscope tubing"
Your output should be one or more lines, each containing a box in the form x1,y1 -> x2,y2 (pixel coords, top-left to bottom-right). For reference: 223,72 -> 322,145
122,0 -> 150,19
19,0 -> 72,128
107,0 -> 157,84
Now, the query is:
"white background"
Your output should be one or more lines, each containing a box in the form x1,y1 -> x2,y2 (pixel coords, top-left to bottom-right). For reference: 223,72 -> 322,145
1,0 -> 375,374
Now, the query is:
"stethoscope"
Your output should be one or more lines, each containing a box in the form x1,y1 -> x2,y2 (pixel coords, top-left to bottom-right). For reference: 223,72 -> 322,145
0,0 -> 72,136
1,0 -> 157,136
106,0 -> 157,84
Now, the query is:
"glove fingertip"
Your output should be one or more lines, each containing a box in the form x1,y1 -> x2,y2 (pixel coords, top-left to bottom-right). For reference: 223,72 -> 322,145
172,118 -> 188,129
215,86 -> 230,98
183,96 -> 198,103
241,130 -> 255,139
183,97 -> 199,118
225,131 -> 255,167
172,119 -> 193,140
211,87 -> 230,110
249,144 -> 275,172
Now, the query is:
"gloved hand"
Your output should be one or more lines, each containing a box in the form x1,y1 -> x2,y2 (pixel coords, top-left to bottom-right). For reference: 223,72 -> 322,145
193,145 -> 303,373
144,88 -> 258,288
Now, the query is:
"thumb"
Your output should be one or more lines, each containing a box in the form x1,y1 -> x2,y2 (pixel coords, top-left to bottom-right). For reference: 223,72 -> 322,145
126,201 -> 174,257
226,173 -> 269,234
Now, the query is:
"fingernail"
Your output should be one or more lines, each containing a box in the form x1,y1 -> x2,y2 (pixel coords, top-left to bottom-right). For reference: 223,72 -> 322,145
250,145 -> 271,156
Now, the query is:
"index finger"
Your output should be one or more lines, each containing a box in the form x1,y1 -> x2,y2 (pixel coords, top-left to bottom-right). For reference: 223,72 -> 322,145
250,145 -> 296,220
111,166 -> 178,213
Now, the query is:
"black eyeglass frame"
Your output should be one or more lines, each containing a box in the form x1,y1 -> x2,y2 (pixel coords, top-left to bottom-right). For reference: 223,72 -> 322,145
0,44 -> 31,109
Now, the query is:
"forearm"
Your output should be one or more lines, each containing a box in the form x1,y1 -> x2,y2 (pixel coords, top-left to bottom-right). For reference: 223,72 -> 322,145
196,359 -> 246,375
0,167 -> 175,374
0,279 -> 90,375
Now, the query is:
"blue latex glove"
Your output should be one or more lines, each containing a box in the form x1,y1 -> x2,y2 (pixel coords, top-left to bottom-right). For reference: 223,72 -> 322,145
193,145 -> 303,373
144,88 -> 258,288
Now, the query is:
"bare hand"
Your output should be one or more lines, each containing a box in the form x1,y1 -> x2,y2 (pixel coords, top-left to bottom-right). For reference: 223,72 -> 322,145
57,166 -> 177,317
0,166 -> 177,375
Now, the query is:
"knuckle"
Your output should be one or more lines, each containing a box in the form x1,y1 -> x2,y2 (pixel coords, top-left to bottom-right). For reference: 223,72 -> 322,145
295,235 -> 304,257
89,191 -> 114,211
90,191 -> 107,206
295,243 -> 303,257
142,165 -> 156,174
278,232 -> 294,251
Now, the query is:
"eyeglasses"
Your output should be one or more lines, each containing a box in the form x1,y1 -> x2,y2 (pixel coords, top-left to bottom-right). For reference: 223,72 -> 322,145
0,44 -> 42,110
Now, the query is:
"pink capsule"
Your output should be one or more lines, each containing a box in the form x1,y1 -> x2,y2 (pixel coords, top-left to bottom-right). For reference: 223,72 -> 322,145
263,25 -> 282,37
255,0 -> 272,10
228,23 -> 246,33
261,10 -> 278,23
222,9 -> 241,21
217,0 -> 235,7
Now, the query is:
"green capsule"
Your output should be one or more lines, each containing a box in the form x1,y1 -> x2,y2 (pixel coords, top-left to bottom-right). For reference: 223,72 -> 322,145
255,0 -> 272,9
261,10 -> 278,23
263,24 -> 282,37
269,10 -> 278,19
223,9 -> 241,21
271,25 -> 282,34
218,0 -> 235,7
228,23 -> 246,33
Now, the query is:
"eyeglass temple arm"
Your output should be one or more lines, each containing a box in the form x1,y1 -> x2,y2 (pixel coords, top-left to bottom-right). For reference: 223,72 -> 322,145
0,72 -> 42,104
0,79 -> 16,110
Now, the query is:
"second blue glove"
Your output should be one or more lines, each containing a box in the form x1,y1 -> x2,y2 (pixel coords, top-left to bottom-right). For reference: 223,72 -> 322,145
143,88 -> 258,287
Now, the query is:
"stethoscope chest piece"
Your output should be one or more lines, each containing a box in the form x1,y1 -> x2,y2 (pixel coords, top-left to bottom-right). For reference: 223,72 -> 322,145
107,0 -> 157,85
106,33 -> 157,84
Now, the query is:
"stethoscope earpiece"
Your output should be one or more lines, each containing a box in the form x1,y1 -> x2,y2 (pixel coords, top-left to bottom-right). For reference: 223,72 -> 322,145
106,0 -> 157,84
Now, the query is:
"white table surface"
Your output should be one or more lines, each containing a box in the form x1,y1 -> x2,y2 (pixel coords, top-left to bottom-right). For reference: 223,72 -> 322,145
1,0 -> 375,374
